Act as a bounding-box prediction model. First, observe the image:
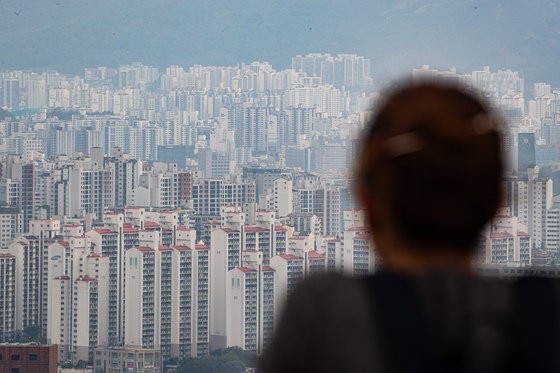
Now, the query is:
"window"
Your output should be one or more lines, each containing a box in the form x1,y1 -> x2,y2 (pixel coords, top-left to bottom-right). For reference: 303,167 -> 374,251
11,368 -> 19,373
11,354 -> 19,360
28,354 -> 38,360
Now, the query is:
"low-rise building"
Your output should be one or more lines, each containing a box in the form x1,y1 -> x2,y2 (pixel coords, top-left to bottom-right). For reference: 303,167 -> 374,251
0,343 -> 57,373
93,346 -> 161,373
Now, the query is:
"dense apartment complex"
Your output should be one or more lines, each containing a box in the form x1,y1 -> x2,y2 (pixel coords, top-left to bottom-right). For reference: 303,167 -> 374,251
1,58 -> 560,367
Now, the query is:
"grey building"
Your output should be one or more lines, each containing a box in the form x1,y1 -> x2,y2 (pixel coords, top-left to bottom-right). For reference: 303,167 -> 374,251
0,206 -> 23,249
94,346 -> 162,373
518,133 -> 536,175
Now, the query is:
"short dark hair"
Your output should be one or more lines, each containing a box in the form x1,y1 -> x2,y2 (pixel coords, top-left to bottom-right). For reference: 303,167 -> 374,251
357,83 -> 503,251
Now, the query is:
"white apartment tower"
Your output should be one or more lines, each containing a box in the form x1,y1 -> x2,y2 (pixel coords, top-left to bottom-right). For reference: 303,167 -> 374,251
269,254 -> 304,326
306,250 -> 327,276
316,235 -> 342,272
46,238 -> 109,364
226,251 -> 275,354
87,227 -> 122,345
192,244 -> 210,356
109,147 -> 140,207
8,235 -> 41,332
477,206 -> 532,264
0,253 -> 16,341
72,275 -> 105,363
210,206 -> 244,349
125,243 -> 210,359
342,209 -> 376,276
124,246 -> 159,349
48,275 -> 71,361
0,206 -> 23,249
502,166 -> 552,248
272,178 -> 293,218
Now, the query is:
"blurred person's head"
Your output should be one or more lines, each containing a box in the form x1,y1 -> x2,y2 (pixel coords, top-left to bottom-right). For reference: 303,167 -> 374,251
357,82 -> 503,272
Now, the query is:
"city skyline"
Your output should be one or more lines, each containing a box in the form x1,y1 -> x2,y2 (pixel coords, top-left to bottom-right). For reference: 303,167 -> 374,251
2,1 -> 560,370
1,51 -> 560,371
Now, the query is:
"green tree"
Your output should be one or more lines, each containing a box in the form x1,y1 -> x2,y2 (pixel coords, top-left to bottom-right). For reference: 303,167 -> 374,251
174,347 -> 255,373
75,360 -> 87,369
0,108 -> 11,120
17,325 -> 45,343
47,109 -> 79,121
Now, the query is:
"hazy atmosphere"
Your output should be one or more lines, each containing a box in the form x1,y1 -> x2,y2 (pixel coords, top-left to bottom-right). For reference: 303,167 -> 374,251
1,0 -> 559,84
1,1 -> 560,372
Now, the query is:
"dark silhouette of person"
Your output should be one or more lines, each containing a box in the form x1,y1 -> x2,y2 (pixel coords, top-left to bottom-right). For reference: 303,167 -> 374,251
260,83 -> 560,373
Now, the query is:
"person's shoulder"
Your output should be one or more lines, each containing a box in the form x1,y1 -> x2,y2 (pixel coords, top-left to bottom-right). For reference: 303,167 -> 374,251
289,273 -> 370,312
295,272 -> 358,289
262,273 -> 381,373
292,272 -> 365,297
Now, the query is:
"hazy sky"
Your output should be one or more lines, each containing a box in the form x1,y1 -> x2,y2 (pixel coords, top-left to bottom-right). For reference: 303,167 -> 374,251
1,0 -> 559,86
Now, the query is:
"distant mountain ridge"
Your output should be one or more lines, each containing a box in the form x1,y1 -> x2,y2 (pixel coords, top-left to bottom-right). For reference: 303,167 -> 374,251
0,0 -> 558,87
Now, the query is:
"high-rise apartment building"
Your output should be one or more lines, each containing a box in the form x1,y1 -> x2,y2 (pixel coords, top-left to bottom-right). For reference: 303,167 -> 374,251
27,77 -> 47,108
210,207 -> 244,348
306,250 -> 327,275
293,187 -> 341,236
210,206 -> 287,349
0,252 -> 16,341
192,179 -> 256,216
5,60 -> 551,368
285,85 -> 341,117
311,139 -> 350,174
124,246 -> 158,349
316,234 -> 342,272
72,275 -> 107,362
118,63 -> 160,89
44,232 -> 109,364
108,147 -> 141,207
124,241 -> 210,359
8,235 -> 41,331
197,148 -> 232,179
291,53 -> 372,90
48,275 -> 71,361
545,200 -> 560,252
0,156 -> 35,230
283,107 -> 314,146
0,206 -> 23,249
226,250 -> 275,353
269,254 -> 304,325
342,209 -> 376,276
0,78 -> 20,109
503,166 -> 552,248
87,227 -> 121,345
518,133 -> 536,174
221,105 -> 271,153
259,177 -> 293,218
